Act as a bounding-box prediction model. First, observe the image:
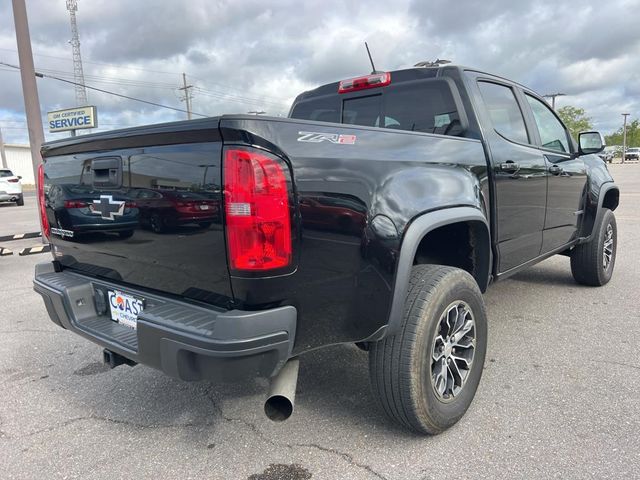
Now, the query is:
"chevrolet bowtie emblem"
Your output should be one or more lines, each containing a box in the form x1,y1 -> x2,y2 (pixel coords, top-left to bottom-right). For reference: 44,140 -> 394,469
92,195 -> 125,220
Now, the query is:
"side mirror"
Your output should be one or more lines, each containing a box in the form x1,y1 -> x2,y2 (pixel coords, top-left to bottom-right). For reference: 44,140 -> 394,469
578,131 -> 605,155
17,176 -> 22,180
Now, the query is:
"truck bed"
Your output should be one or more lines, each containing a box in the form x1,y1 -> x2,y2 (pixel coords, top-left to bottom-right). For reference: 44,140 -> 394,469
41,114 -> 489,353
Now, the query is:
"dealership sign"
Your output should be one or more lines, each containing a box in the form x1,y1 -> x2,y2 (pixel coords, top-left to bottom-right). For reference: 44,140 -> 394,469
47,106 -> 97,132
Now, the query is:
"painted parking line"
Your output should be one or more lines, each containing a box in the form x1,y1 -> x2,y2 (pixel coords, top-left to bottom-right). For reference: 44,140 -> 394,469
0,247 -> 13,256
18,244 -> 51,256
0,232 -> 42,242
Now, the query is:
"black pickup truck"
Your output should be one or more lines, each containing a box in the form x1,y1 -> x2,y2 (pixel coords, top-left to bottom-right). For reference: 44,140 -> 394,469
34,65 -> 619,434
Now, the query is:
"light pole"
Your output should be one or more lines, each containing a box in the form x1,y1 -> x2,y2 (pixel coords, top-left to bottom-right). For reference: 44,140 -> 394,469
0,127 -> 8,169
543,93 -> 566,109
11,0 -> 45,183
622,113 -> 630,164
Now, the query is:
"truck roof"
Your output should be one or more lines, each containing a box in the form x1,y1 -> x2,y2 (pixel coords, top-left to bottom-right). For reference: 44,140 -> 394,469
294,64 -> 532,102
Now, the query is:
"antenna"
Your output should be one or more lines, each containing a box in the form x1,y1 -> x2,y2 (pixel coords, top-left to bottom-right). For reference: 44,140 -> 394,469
66,0 -> 88,106
364,42 -> 382,74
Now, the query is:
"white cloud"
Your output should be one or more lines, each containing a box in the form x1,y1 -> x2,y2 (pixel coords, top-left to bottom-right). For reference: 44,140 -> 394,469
0,0 -> 638,143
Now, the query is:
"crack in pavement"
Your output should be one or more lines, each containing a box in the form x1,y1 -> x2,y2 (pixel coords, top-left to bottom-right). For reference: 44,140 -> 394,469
19,414 -> 216,438
293,443 -> 389,480
590,359 -> 640,372
204,388 -> 389,480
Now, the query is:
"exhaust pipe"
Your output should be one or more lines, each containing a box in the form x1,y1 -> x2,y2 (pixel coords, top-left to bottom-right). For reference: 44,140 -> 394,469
264,358 -> 299,422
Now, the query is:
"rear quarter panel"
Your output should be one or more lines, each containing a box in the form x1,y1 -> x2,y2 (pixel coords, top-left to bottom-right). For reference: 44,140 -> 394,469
220,116 -> 489,353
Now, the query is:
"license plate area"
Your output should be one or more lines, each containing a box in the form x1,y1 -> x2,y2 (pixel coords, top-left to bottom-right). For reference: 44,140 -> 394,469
108,290 -> 144,330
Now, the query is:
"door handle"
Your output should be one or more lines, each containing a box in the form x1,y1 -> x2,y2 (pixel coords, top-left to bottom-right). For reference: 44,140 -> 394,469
500,161 -> 520,172
548,164 -> 563,175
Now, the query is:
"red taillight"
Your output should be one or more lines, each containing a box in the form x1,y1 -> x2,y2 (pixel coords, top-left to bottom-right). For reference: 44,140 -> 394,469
64,200 -> 88,209
338,72 -> 391,94
37,163 -> 50,240
223,148 -> 292,272
8,178 -> 19,183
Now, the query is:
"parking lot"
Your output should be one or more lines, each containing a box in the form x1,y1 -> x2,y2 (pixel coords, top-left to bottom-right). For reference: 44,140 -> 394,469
1,164 -> 639,480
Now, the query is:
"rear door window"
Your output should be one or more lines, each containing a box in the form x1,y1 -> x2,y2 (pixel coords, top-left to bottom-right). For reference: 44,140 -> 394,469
478,81 -> 529,144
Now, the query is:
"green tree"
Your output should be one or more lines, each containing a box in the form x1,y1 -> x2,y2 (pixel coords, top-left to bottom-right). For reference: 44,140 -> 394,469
557,106 -> 593,140
605,119 -> 640,148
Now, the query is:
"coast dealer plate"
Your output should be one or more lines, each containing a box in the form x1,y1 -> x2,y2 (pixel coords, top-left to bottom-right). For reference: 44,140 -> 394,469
108,290 -> 144,329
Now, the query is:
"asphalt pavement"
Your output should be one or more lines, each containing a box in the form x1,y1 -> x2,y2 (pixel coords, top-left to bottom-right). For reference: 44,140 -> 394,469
1,164 -> 639,479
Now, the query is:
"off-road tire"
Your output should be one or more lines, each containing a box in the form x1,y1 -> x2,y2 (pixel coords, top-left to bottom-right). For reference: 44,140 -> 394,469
369,265 -> 487,435
570,208 -> 617,286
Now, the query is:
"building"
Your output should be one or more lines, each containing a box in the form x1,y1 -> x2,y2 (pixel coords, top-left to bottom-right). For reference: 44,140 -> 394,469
1,144 -> 35,185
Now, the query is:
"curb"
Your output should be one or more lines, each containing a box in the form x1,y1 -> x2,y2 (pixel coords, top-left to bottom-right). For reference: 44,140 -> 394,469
18,244 -> 51,256
0,232 -> 42,242
0,247 -> 12,256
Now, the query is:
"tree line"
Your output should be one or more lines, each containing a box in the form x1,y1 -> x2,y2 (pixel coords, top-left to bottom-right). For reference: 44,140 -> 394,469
556,106 -> 639,148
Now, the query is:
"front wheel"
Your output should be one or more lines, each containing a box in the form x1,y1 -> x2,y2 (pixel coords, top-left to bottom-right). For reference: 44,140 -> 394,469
570,208 -> 617,286
369,265 -> 487,434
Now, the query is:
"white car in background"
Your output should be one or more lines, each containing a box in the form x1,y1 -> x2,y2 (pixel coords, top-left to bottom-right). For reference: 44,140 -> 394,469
0,168 -> 24,206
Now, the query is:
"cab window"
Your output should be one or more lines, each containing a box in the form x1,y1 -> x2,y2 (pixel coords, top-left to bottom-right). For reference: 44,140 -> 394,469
477,81 -> 529,145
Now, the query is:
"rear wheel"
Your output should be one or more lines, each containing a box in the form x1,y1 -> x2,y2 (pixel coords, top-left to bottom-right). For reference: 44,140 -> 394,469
369,265 -> 487,434
16,195 -> 24,206
570,209 -> 617,286
150,213 -> 165,233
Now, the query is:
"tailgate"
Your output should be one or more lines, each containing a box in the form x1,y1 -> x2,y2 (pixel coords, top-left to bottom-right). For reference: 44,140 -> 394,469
41,122 -> 233,308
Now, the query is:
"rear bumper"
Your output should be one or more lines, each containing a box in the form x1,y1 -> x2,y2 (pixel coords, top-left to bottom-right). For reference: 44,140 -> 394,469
33,262 -> 296,381
0,192 -> 22,202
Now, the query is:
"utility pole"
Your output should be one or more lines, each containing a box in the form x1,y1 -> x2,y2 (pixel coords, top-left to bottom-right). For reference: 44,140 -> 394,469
622,113 -> 630,164
0,128 -> 8,169
179,73 -> 193,120
543,93 -> 566,109
66,0 -> 88,106
11,0 -> 45,187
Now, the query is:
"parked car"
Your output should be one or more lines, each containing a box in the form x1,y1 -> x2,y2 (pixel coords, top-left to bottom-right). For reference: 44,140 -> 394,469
625,147 -> 640,161
130,188 -> 219,233
0,168 -> 24,206
598,150 -> 613,163
34,64 -> 619,435
44,184 -> 138,239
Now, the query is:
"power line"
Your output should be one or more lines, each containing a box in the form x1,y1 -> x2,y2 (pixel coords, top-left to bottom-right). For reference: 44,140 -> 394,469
1,62 -> 291,110
0,61 -> 209,117
0,46 -> 291,102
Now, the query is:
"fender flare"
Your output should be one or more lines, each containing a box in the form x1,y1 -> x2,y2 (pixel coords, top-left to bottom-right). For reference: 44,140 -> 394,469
580,182 -> 619,243
384,206 -> 491,337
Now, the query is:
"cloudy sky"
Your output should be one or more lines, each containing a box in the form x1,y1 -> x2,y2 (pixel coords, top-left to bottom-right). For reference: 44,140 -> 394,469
1,0 -> 639,144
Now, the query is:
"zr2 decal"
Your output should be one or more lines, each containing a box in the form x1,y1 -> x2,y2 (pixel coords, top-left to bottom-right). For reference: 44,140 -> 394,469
297,131 -> 357,144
